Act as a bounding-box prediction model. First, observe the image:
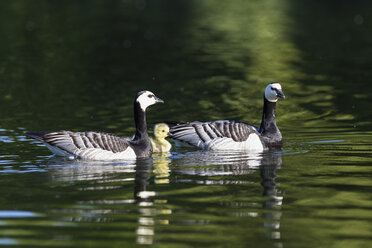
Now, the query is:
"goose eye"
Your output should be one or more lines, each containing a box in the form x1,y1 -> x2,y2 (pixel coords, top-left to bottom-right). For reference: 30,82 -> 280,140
271,87 -> 275,91
148,94 -> 154,98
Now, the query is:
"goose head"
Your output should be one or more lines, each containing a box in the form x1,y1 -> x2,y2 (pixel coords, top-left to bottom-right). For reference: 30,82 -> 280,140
136,90 -> 164,111
264,83 -> 285,103
153,123 -> 170,140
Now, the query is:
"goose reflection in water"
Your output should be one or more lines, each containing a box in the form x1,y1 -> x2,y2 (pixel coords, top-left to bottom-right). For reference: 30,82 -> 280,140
152,152 -> 172,184
167,150 -> 283,244
259,153 -> 283,242
44,158 -> 171,245
45,150 -> 283,245
170,150 -> 281,177
135,150 -> 284,244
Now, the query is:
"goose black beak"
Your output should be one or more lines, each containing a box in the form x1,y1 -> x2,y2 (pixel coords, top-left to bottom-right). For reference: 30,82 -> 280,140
155,97 -> 164,104
276,90 -> 285,99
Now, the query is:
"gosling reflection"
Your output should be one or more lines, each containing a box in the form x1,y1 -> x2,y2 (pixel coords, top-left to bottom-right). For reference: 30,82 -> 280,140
134,154 -> 171,202
152,152 -> 171,184
134,157 -> 172,245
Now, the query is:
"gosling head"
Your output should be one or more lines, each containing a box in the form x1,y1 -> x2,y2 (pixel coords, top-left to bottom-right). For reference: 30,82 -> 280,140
264,83 -> 285,103
135,90 -> 164,111
153,123 -> 170,140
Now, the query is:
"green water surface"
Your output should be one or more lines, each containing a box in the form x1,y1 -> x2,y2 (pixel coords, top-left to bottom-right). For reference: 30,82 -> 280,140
1,1 -> 372,247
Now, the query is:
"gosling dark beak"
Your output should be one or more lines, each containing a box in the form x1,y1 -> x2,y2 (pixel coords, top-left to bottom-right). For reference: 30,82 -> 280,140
276,90 -> 285,99
155,96 -> 164,103
167,130 -> 174,137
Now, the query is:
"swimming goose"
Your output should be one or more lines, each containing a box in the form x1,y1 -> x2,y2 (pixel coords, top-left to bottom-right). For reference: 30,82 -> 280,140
150,123 -> 172,153
167,83 -> 285,151
25,91 -> 164,160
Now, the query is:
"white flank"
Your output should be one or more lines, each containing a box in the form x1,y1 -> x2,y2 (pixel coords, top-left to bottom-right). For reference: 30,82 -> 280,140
206,133 -> 264,151
75,147 -> 137,160
45,143 -> 137,161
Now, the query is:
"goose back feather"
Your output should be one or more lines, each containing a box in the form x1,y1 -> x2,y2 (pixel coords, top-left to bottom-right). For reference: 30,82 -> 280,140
168,120 -> 264,151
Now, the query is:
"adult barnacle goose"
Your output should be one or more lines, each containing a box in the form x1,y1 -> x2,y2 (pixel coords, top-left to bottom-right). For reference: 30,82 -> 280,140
150,123 -> 172,153
25,91 -> 164,160
167,83 -> 285,151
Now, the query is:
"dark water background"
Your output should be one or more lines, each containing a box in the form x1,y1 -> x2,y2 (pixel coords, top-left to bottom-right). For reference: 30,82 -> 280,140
1,0 -> 372,247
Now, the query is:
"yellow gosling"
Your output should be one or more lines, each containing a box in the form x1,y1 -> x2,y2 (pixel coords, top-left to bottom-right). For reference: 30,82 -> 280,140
150,123 -> 172,153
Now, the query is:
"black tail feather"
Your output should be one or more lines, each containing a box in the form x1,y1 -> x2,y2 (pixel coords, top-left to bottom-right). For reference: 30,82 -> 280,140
24,131 -> 49,141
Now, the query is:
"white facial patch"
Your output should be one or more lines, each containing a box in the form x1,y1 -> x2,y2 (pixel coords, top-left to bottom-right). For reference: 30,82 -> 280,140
136,91 -> 157,111
265,83 -> 282,102
271,83 -> 282,91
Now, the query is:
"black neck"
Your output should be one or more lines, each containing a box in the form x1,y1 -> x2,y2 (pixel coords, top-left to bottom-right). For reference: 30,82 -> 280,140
133,102 -> 149,140
259,97 -> 280,137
